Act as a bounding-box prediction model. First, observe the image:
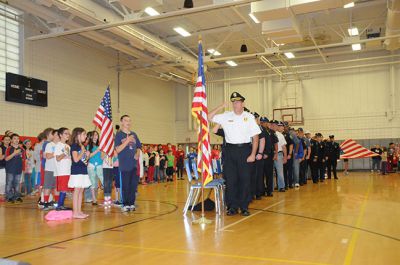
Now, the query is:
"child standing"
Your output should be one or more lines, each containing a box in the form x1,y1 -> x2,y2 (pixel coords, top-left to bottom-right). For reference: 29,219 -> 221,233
38,128 -> 54,208
54,128 -> 72,210
142,145 -> 149,184
33,133 -> 45,195
381,147 -> 388,175
0,135 -> 11,196
102,150 -> 114,209
159,149 -> 167,182
23,139 -> 35,196
68,128 -> 91,219
154,148 -> 160,183
43,130 -> 60,210
147,146 -> 155,183
166,150 -> 175,182
5,134 -> 24,203
86,131 -> 103,206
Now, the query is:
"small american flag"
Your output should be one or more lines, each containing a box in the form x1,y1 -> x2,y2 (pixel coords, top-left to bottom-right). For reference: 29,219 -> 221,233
191,41 -> 213,186
93,86 -> 114,156
340,139 -> 379,159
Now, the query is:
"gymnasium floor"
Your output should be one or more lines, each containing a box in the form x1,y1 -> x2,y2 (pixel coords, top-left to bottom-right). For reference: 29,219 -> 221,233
0,172 -> 399,265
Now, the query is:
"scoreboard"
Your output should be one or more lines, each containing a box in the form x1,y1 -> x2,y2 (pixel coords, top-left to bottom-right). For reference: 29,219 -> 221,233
5,72 -> 48,107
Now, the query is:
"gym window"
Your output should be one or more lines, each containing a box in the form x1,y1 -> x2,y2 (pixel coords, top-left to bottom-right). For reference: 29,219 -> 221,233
0,3 -> 22,91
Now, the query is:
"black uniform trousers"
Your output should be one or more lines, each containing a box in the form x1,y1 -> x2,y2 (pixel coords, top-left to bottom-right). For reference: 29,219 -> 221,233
250,162 -> 257,198
326,158 -> 338,179
318,161 -> 325,181
311,160 -> 319,183
284,158 -> 294,188
264,156 -> 274,195
224,144 -> 252,210
299,160 -> 307,185
255,158 -> 265,197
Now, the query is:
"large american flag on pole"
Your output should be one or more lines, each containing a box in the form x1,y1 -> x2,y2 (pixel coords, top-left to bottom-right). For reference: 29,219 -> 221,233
93,86 -> 114,156
191,41 -> 213,186
340,139 -> 379,159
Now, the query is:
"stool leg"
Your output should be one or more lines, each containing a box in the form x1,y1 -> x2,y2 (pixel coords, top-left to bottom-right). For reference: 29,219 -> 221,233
191,188 -> 200,211
183,187 -> 194,215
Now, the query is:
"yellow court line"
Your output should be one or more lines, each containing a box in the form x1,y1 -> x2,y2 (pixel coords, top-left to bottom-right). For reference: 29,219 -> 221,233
1,234 -> 331,265
69,239 -> 333,265
343,178 -> 373,265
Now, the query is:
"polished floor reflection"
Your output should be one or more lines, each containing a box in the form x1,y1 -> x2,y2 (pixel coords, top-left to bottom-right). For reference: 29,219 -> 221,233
0,172 -> 399,265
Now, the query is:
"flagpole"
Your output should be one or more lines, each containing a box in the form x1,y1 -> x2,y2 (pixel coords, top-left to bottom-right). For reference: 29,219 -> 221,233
193,35 -> 211,225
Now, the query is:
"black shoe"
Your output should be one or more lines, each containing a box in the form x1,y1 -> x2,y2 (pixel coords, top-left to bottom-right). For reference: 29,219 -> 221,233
7,199 -> 15,203
334,177 -> 338,180
241,209 -> 250,216
255,196 -> 262,200
266,193 -> 273,197
16,198 -> 23,203
92,202 -> 98,206
320,179 -> 324,182
227,208 -> 238,216
279,188 -> 285,192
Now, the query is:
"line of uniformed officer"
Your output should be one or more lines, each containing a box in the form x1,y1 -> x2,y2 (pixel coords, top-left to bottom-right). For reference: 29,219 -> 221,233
210,92 -> 341,217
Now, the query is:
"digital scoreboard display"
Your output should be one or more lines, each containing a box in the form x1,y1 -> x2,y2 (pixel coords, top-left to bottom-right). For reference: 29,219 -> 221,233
5,72 -> 48,107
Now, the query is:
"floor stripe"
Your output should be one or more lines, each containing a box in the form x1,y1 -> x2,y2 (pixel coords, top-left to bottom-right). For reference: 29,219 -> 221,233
219,200 -> 285,231
69,239 -> 332,265
343,178 -> 372,265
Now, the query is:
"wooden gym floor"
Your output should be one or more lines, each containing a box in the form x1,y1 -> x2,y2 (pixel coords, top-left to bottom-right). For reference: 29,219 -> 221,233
0,172 -> 399,265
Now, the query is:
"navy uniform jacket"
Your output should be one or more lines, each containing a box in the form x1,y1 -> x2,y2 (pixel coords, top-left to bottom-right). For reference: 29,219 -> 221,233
264,128 -> 278,156
310,139 -> 319,161
317,141 -> 326,162
325,141 -> 340,160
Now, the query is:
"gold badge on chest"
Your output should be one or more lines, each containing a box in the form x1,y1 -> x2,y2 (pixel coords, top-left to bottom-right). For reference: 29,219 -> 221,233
244,117 -> 248,122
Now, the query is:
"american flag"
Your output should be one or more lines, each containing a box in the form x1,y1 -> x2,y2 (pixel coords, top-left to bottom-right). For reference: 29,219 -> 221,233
340,139 -> 379,159
191,42 -> 213,186
93,86 -> 114,156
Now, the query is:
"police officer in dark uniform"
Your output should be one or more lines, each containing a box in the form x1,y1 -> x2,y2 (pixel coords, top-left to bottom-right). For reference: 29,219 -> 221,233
316,133 -> 326,182
283,123 -> 294,189
209,92 -> 261,216
310,134 -> 320,184
252,113 -> 266,200
261,117 -> 278,196
325,135 -> 340,179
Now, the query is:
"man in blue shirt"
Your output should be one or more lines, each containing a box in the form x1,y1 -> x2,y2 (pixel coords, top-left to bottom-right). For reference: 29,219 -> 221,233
115,115 -> 142,212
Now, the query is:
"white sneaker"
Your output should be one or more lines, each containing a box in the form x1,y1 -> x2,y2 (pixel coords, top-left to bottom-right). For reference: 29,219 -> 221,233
129,205 -> 136,211
295,184 -> 300,188
121,206 -> 130,212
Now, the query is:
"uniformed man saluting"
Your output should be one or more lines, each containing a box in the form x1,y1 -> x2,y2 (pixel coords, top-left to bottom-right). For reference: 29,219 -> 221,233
209,92 -> 261,216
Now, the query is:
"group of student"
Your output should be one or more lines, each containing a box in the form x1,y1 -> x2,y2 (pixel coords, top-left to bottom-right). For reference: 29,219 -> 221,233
370,143 -> 400,175
0,113 -> 223,218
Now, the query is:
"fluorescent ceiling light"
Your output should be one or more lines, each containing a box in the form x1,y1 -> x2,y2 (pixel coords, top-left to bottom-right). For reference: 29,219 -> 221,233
174,27 -> 191,37
249,13 -> 260,24
284,52 -> 295,59
344,2 -> 354,8
226,60 -> 238,67
352,43 -> 361,51
207,49 -> 221,56
144,7 -> 160,16
348,27 -> 359,36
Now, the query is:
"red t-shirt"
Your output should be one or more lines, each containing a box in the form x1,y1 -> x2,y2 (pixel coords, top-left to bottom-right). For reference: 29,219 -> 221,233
211,149 -> 220,160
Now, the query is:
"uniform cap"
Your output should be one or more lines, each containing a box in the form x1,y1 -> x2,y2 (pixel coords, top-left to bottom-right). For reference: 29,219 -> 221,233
329,135 -> 334,139
260,117 -> 269,123
230,92 -> 245,102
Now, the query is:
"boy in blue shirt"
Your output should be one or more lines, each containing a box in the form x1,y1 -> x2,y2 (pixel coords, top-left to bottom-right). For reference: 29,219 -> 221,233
5,134 -> 24,203
115,115 -> 142,212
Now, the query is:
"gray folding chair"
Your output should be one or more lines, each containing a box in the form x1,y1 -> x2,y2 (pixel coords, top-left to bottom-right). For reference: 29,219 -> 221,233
182,159 -> 225,215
